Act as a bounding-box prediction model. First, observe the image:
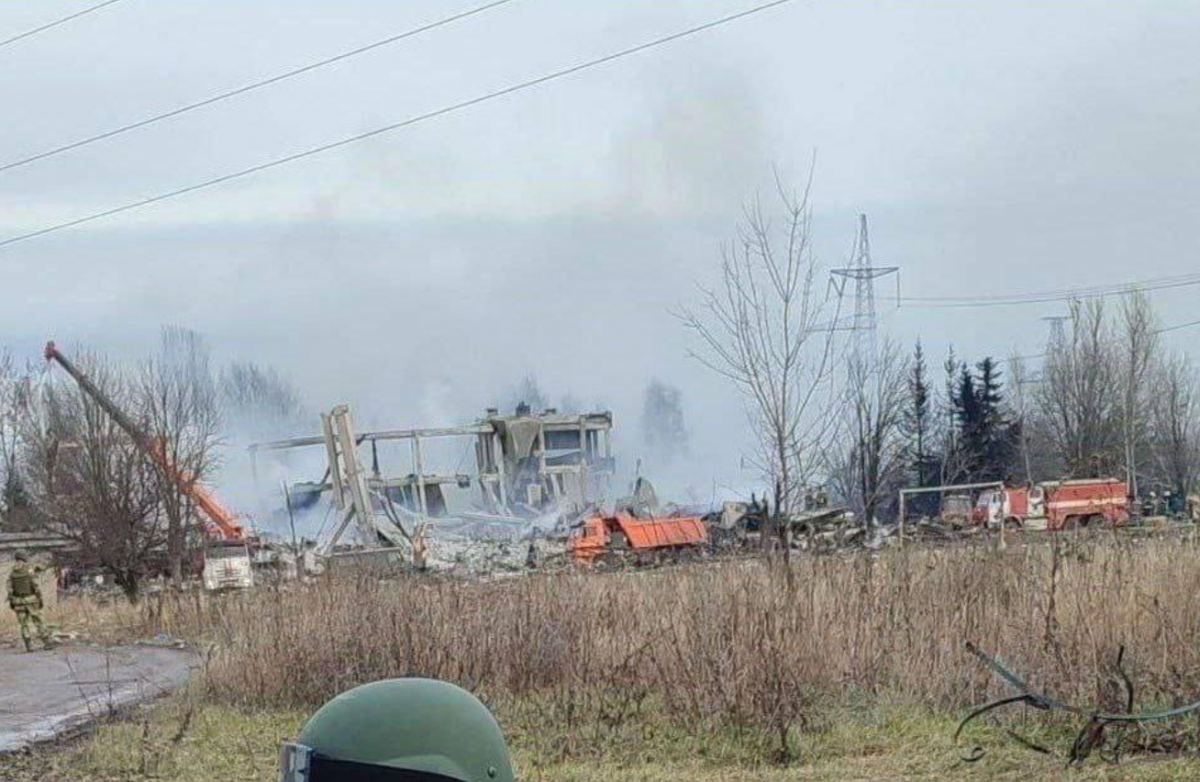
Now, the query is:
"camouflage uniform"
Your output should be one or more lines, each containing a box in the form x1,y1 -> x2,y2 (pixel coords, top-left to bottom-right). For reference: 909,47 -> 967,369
7,552 -> 54,652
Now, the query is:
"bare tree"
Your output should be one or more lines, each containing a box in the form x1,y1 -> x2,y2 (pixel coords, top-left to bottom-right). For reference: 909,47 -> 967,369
508,374 -> 548,414
1037,299 -> 1121,477
1006,352 -> 1064,484
1150,353 -> 1199,501
1116,290 -> 1159,500
1006,354 -> 1036,484
220,360 -> 307,441
679,174 -> 843,540
20,354 -> 166,600
0,354 -> 45,531
139,327 -> 222,584
829,340 -> 909,526
0,350 -> 19,524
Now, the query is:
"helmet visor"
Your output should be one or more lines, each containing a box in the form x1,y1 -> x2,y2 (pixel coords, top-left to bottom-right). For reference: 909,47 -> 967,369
280,742 -> 474,782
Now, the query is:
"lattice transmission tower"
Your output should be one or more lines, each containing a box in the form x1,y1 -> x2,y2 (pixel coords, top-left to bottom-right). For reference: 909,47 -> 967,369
828,214 -> 900,362
1042,315 -> 1071,349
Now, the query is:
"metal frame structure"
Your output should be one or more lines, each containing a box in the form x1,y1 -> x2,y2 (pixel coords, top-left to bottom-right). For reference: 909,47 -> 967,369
897,481 -> 1004,541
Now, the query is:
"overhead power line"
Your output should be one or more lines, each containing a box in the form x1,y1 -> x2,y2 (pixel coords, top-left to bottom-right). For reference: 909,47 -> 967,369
0,0 -> 132,53
1158,316 -> 1200,335
899,272 -> 1200,309
904,271 -> 1200,304
0,0 -> 802,250
0,0 -> 522,175
1004,315 -> 1200,365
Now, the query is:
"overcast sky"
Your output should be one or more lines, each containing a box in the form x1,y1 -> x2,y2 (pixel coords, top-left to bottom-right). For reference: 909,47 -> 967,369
2,0 -> 1198,506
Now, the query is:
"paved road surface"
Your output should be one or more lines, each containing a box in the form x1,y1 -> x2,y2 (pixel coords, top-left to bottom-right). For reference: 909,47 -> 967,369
0,645 -> 197,753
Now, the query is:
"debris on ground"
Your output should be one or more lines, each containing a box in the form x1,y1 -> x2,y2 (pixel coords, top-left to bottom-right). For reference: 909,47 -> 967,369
423,512 -> 570,576
137,633 -> 189,650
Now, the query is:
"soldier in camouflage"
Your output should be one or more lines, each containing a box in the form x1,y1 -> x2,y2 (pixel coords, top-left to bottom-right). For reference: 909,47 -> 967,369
6,550 -> 55,652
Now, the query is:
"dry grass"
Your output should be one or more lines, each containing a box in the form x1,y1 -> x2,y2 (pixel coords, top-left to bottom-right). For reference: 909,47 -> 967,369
124,530 -> 1200,762
6,531 -> 1200,778
0,591 -> 143,646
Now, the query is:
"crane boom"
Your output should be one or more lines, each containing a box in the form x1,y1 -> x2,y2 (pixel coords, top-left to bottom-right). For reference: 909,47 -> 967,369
44,341 -> 244,541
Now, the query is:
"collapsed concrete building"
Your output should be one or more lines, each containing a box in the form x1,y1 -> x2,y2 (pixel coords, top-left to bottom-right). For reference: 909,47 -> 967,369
249,405 -> 616,555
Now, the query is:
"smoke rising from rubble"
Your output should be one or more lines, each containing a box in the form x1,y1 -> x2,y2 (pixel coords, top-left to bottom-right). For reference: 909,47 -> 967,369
4,1 -> 1200,530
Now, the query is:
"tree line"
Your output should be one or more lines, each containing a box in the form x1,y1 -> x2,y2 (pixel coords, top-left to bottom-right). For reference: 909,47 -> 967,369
0,327 -> 305,599
682,182 -> 1199,527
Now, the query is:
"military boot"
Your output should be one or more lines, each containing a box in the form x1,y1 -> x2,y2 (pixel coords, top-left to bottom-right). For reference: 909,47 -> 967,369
22,637 -> 33,653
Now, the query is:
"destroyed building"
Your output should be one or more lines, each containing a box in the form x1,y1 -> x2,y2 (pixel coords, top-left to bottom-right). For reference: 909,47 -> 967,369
250,404 -> 615,557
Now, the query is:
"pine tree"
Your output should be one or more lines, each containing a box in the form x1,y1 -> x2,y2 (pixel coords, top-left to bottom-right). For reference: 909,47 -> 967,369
941,347 -> 963,483
955,362 -> 985,480
906,340 -> 934,487
952,357 -> 1018,482
974,357 -> 1018,481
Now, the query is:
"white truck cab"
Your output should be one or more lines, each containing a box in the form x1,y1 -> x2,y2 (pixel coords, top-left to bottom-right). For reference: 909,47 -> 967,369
202,542 -> 254,591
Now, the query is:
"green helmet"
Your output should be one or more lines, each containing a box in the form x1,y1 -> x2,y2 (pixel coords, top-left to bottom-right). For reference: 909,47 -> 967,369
280,679 -> 514,782
13,549 -> 28,563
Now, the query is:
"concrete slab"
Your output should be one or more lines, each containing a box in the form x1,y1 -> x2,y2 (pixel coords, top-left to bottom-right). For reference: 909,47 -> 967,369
0,645 -> 198,753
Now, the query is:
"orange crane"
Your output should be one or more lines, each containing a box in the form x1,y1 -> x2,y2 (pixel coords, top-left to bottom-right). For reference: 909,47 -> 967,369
44,341 -> 245,541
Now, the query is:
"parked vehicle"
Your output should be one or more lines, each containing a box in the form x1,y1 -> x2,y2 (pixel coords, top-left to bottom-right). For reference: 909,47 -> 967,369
568,512 -> 707,562
202,541 -> 255,591
972,479 -> 1129,530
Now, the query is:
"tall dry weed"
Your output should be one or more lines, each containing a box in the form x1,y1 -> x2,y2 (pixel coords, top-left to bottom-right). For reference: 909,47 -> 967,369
142,532 -> 1200,752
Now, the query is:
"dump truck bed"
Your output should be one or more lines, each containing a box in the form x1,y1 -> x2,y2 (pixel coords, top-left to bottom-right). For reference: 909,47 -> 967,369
569,512 -> 708,561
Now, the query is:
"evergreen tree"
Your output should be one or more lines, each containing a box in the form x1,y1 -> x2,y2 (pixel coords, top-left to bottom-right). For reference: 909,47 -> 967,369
904,341 -> 942,517
906,340 -> 935,487
974,357 -> 1010,480
956,362 -> 982,453
941,347 -> 964,483
952,357 -> 1019,482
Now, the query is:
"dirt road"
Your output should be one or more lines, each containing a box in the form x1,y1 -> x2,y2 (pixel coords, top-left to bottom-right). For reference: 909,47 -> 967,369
0,645 -> 197,753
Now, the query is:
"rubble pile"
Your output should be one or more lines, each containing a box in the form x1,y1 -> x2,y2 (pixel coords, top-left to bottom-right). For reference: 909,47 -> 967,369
423,513 -> 570,576
708,500 -> 990,555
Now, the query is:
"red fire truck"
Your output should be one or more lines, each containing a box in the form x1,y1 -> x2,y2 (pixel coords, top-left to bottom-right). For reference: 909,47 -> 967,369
972,479 -> 1130,531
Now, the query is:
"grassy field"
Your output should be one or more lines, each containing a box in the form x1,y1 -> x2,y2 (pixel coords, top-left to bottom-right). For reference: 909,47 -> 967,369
4,696 -> 1200,782
5,530 -> 1200,780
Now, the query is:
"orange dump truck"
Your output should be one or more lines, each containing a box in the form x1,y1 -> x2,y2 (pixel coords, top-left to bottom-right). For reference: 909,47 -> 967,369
972,478 -> 1129,530
568,512 -> 708,562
